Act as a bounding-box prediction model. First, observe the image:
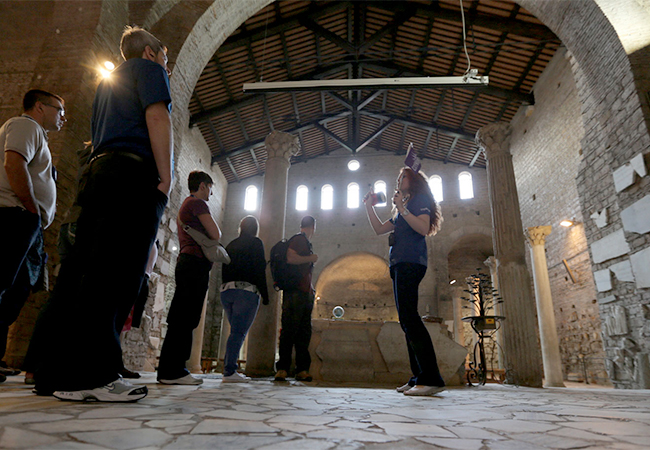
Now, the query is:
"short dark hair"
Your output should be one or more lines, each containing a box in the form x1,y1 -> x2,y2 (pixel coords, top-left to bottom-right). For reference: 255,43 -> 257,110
23,89 -> 64,112
239,215 -> 259,237
120,25 -> 165,60
188,171 -> 213,192
300,215 -> 316,229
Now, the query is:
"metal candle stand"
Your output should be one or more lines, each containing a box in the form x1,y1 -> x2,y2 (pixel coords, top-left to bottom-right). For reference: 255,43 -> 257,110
461,269 -> 512,386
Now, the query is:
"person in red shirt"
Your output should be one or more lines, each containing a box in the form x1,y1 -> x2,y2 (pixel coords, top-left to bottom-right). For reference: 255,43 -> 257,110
157,171 -> 221,385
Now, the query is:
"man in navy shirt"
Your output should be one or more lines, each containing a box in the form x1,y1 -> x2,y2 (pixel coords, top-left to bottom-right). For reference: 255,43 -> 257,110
35,26 -> 172,402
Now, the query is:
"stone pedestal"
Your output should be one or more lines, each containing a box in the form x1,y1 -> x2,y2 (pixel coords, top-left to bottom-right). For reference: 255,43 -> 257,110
477,122 -> 543,387
526,226 -> 565,387
187,291 -> 209,374
245,131 -> 300,376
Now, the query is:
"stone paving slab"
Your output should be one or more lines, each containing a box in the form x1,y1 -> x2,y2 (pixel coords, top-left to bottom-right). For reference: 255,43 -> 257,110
0,373 -> 649,449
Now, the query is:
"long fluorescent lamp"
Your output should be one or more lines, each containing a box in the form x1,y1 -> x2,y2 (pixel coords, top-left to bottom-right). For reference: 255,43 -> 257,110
243,74 -> 488,93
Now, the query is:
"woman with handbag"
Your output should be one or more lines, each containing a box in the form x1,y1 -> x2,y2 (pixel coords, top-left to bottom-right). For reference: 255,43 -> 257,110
157,171 -> 222,385
363,167 -> 445,396
220,216 -> 269,382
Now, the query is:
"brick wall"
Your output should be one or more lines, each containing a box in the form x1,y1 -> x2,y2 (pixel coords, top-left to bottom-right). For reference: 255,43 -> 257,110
509,47 -> 608,384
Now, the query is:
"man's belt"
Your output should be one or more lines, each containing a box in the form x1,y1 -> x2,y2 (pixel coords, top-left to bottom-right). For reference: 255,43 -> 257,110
220,281 -> 259,295
91,150 -> 146,165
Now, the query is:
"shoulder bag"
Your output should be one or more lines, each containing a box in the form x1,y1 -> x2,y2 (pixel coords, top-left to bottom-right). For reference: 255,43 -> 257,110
178,219 -> 231,264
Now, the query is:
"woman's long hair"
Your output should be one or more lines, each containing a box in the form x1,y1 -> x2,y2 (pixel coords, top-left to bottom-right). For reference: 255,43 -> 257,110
395,167 -> 443,236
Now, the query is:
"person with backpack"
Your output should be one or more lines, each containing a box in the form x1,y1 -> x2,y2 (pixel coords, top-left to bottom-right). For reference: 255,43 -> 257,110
220,216 -> 269,383
274,216 -> 318,382
363,167 -> 445,396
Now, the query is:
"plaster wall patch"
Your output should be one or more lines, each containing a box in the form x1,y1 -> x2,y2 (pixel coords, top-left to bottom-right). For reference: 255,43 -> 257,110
621,195 -> 650,234
613,153 -> 647,192
610,260 -> 635,283
590,229 -> 631,263
590,208 -> 608,228
630,247 -> 650,289
594,269 -> 612,292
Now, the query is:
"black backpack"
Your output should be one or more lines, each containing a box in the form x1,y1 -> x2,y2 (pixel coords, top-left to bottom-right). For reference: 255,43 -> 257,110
269,234 -> 303,291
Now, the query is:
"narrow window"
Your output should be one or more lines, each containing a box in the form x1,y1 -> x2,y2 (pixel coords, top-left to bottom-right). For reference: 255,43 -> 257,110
459,171 -> 474,199
429,175 -> 443,202
347,182 -> 359,209
374,180 -> 387,207
321,184 -> 333,210
296,185 -> 308,211
244,185 -> 258,211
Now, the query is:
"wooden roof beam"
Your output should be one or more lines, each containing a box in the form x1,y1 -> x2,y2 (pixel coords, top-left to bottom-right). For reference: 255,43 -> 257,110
359,110 -> 475,141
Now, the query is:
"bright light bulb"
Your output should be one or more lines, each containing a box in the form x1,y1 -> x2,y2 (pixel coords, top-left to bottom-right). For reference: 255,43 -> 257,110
348,160 -> 360,171
450,279 -> 457,285
99,68 -> 111,79
560,220 -> 574,227
103,61 -> 115,70
172,246 -> 178,251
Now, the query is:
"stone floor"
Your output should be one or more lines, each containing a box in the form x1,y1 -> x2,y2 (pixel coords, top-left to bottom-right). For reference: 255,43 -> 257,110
0,373 -> 649,449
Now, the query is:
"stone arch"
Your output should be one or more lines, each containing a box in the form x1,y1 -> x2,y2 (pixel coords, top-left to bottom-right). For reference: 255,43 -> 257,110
444,226 -> 493,257
313,252 -> 396,322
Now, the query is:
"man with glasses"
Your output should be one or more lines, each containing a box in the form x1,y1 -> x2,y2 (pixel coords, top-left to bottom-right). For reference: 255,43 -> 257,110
0,89 -> 65,382
34,26 -> 172,402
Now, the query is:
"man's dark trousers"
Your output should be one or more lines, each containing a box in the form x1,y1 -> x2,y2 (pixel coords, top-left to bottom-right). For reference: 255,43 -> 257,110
35,154 -> 167,392
157,254 -> 211,380
276,289 -> 314,374
0,208 -> 42,363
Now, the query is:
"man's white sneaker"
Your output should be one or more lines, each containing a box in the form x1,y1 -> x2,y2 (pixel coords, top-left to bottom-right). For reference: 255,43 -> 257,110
403,385 -> 445,396
157,374 -> 203,385
222,372 -> 251,383
53,378 -> 147,402
396,383 -> 413,393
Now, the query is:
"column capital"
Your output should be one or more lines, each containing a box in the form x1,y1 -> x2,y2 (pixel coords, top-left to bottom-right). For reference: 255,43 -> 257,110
265,130 -> 300,160
475,122 -> 512,159
484,256 -> 497,272
526,226 -> 552,246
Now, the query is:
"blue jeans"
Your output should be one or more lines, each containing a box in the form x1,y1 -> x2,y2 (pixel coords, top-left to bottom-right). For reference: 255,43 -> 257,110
391,262 -> 444,387
221,289 -> 260,376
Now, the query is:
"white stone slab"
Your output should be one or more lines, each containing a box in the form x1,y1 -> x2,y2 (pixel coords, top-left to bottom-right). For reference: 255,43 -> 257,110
256,439 -> 335,450
621,195 -> 650,234
598,295 -> 617,304
610,260 -> 635,282
0,427 -> 59,449
191,419 -> 279,434
306,428 -> 400,443
590,208 -> 608,229
375,422 -> 457,438
153,281 -> 166,312
593,269 -> 612,292
613,153 -> 646,193
590,230 -> 630,263
416,437 -> 485,450
630,246 -> 650,289
70,429 -> 172,450
631,153 -> 648,178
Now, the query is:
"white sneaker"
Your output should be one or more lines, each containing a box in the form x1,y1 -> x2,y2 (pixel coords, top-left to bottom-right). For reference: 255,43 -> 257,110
222,372 -> 251,383
396,383 -> 413,393
53,378 -> 147,402
403,385 -> 445,396
157,374 -> 203,385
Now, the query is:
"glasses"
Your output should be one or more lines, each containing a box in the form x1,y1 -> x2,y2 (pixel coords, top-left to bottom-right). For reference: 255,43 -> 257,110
42,103 -> 65,117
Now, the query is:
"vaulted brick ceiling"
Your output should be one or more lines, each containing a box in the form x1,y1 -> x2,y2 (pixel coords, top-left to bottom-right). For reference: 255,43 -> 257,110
188,0 -> 560,183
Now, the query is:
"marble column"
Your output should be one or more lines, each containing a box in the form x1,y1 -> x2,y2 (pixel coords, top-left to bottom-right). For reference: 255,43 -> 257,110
187,291 -> 209,374
526,226 -> 565,387
246,131 -> 300,376
484,256 -> 504,369
476,122 -> 543,387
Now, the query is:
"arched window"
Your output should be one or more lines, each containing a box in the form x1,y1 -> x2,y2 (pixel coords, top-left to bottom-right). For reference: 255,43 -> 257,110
244,185 -> 258,211
374,180 -> 387,207
347,182 -> 359,208
321,184 -> 333,210
459,171 -> 474,199
429,175 -> 443,202
296,185 -> 308,211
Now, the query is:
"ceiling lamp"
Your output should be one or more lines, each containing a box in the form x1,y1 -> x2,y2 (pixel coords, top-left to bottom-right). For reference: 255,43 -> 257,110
243,71 -> 488,94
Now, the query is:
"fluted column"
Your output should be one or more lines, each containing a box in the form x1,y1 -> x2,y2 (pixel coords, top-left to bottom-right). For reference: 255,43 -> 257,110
476,122 -> 543,387
187,291 -> 209,374
246,131 -> 300,376
526,226 -> 565,387
484,256 -> 504,369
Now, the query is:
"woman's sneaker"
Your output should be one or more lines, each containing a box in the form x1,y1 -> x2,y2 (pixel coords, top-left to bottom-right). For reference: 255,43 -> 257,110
53,378 -> 148,402
157,374 -> 203,385
403,385 -> 445,396
396,383 -> 413,393
222,372 -> 251,383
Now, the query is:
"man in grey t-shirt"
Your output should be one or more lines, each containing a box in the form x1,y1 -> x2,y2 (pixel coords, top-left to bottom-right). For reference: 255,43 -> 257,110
0,89 -> 65,381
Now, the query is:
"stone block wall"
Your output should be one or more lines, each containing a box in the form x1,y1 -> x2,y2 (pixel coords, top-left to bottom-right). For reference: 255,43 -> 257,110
509,47 -> 608,384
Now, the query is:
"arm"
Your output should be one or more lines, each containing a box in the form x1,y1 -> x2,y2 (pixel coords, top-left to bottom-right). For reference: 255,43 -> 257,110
287,247 -> 318,265
4,150 -> 39,215
393,190 -> 430,236
363,189 -> 394,235
253,239 -> 270,305
198,213 -> 222,241
145,102 -> 173,196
